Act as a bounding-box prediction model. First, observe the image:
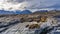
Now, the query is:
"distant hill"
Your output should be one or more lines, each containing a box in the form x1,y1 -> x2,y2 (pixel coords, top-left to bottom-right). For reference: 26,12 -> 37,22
33,10 -> 48,14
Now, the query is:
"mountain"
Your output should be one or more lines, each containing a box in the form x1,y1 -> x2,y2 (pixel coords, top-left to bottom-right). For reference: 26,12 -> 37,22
39,10 -> 48,12
0,10 -> 15,14
33,10 -> 48,14
0,10 -> 32,14
15,10 -> 22,14
21,10 -> 32,14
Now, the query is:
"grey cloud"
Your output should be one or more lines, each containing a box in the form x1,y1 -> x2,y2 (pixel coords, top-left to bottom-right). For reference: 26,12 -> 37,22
1,0 -> 60,10
6,0 -> 25,3
25,0 -> 60,9
5,0 -> 60,9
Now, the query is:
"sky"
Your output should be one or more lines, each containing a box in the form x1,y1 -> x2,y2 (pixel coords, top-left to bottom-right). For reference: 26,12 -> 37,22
0,0 -> 60,12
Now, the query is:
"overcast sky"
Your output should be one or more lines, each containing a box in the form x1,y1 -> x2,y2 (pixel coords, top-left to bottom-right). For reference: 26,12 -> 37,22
0,0 -> 60,11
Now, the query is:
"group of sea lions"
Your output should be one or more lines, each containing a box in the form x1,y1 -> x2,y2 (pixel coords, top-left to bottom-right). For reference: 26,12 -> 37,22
20,16 -> 48,23
26,24 -> 40,29
25,16 -> 48,29
25,16 -> 57,29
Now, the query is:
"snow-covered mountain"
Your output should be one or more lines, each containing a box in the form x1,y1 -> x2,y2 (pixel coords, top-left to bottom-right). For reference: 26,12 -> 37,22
0,10 -> 15,14
0,10 -> 32,14
21,10 -> 32,14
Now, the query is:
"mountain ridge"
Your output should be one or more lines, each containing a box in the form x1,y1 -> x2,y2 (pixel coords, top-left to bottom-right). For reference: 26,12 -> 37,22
0,10 -> 32,14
